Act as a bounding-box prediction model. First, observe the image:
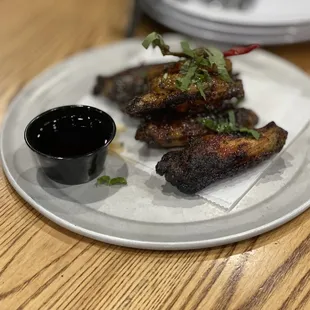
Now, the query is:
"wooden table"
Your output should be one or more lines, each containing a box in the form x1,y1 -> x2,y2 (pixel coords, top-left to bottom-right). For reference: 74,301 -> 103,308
1,1 -> 310,309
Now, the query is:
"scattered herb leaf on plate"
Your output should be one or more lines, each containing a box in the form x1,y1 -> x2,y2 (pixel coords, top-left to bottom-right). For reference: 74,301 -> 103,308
96,175 -> 111,186
96,176 -> 127,186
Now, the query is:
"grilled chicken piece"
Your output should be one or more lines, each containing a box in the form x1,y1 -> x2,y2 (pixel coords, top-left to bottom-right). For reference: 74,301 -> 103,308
156,122 -> 288,194
91,57 -> 235,110
136,108 -> 259,148
92,62 -> 174,108
126,65 -> 244,117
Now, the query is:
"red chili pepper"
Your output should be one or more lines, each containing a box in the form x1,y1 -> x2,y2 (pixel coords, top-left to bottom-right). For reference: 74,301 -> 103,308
223,44 -> 260,57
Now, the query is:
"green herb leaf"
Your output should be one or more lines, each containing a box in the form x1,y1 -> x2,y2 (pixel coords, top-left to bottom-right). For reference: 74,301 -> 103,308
176,65 -> 197,91
96,176 -> 127,186
141,32 -> 234,101
179,60 -> 190,74
96,175 -> 110,186
239,128 -> 260,140
199,114 -> 260,139
205,47 -> 232,82
217,122 -> 234,133
196,81 -> 206,100
199,118 -> 218,131
180,41 -> 195,58
200,68 -> 212,81
228,110 -> 236,129
199,58 -> 211,67
142,32 -> 170,55
110,177 -> 127,185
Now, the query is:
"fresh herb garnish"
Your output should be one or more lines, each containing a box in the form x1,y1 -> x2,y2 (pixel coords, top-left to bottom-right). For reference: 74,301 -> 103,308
141,32 -> 232,100
239,127 -> 260,140
176,65 -> 197,91
197,81 -> 207,100
206,47 -> 232,83
142,32 -> 170,55
96,176 -> 127,186
199,117 -> 234,133
180,41 -> 195,58
109,177 -> 127,185
228,110 -> 236,126
199,110 -> 260,139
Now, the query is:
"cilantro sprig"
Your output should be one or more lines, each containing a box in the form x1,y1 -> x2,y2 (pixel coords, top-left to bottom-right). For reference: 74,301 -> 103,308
142,32 -> 171,55
199,110 -> 260,140
142,32 -> 232,100
206,47 -> 232,82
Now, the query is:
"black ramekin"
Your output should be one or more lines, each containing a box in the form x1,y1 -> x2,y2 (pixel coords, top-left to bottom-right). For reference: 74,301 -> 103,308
24,105 -> 116,185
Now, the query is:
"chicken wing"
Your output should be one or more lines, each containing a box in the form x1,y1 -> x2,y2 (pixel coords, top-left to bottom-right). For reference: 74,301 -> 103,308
92,62 -> 174,108
125,66 -> 244,117
135,108 -> 259,148
156,122 -> 288,194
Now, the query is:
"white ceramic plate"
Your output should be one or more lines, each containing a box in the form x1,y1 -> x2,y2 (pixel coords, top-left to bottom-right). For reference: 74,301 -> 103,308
142,1 -> 310,45
1,35 -> 310,250
156,0 -> 310,36
165,0 -> 310,26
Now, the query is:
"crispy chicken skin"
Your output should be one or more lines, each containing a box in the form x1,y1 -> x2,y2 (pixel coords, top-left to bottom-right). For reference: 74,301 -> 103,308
156,122 -> 288,194
92,58 -> 235,113
92,62 -> 174,107
125,72 -> 244,117
135,108 -> 259,148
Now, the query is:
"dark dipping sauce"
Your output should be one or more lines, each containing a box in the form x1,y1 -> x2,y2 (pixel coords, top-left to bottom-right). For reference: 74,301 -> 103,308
25,105 -> 116,185
38,127 -> 106,158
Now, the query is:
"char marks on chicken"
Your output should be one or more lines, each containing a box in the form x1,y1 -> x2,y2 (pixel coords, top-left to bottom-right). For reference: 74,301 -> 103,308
156,122 -> 288,194
92,62 -> 175,109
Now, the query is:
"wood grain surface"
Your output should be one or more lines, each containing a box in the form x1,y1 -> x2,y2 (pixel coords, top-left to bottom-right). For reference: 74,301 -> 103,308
1,1 -> 310,309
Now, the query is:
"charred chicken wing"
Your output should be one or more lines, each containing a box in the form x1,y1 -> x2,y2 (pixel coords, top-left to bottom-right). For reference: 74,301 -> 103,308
156,122 -> 288,194
92,62 -> 174,108
126,71 -> 244,117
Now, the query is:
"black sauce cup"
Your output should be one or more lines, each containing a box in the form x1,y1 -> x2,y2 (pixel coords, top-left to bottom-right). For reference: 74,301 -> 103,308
24,105 -> 116,185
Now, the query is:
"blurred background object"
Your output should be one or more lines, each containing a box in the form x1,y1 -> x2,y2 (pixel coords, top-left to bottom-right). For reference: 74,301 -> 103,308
127,0 -> 310,46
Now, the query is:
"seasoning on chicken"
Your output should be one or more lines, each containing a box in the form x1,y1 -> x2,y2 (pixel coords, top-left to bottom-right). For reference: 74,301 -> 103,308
126,73 -> 244,117
156,122 -> 288,194
135,108 -> 258,148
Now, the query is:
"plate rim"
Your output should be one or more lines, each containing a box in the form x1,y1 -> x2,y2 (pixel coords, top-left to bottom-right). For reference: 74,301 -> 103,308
2,158 -> 310,250
1,36 -> 310,250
